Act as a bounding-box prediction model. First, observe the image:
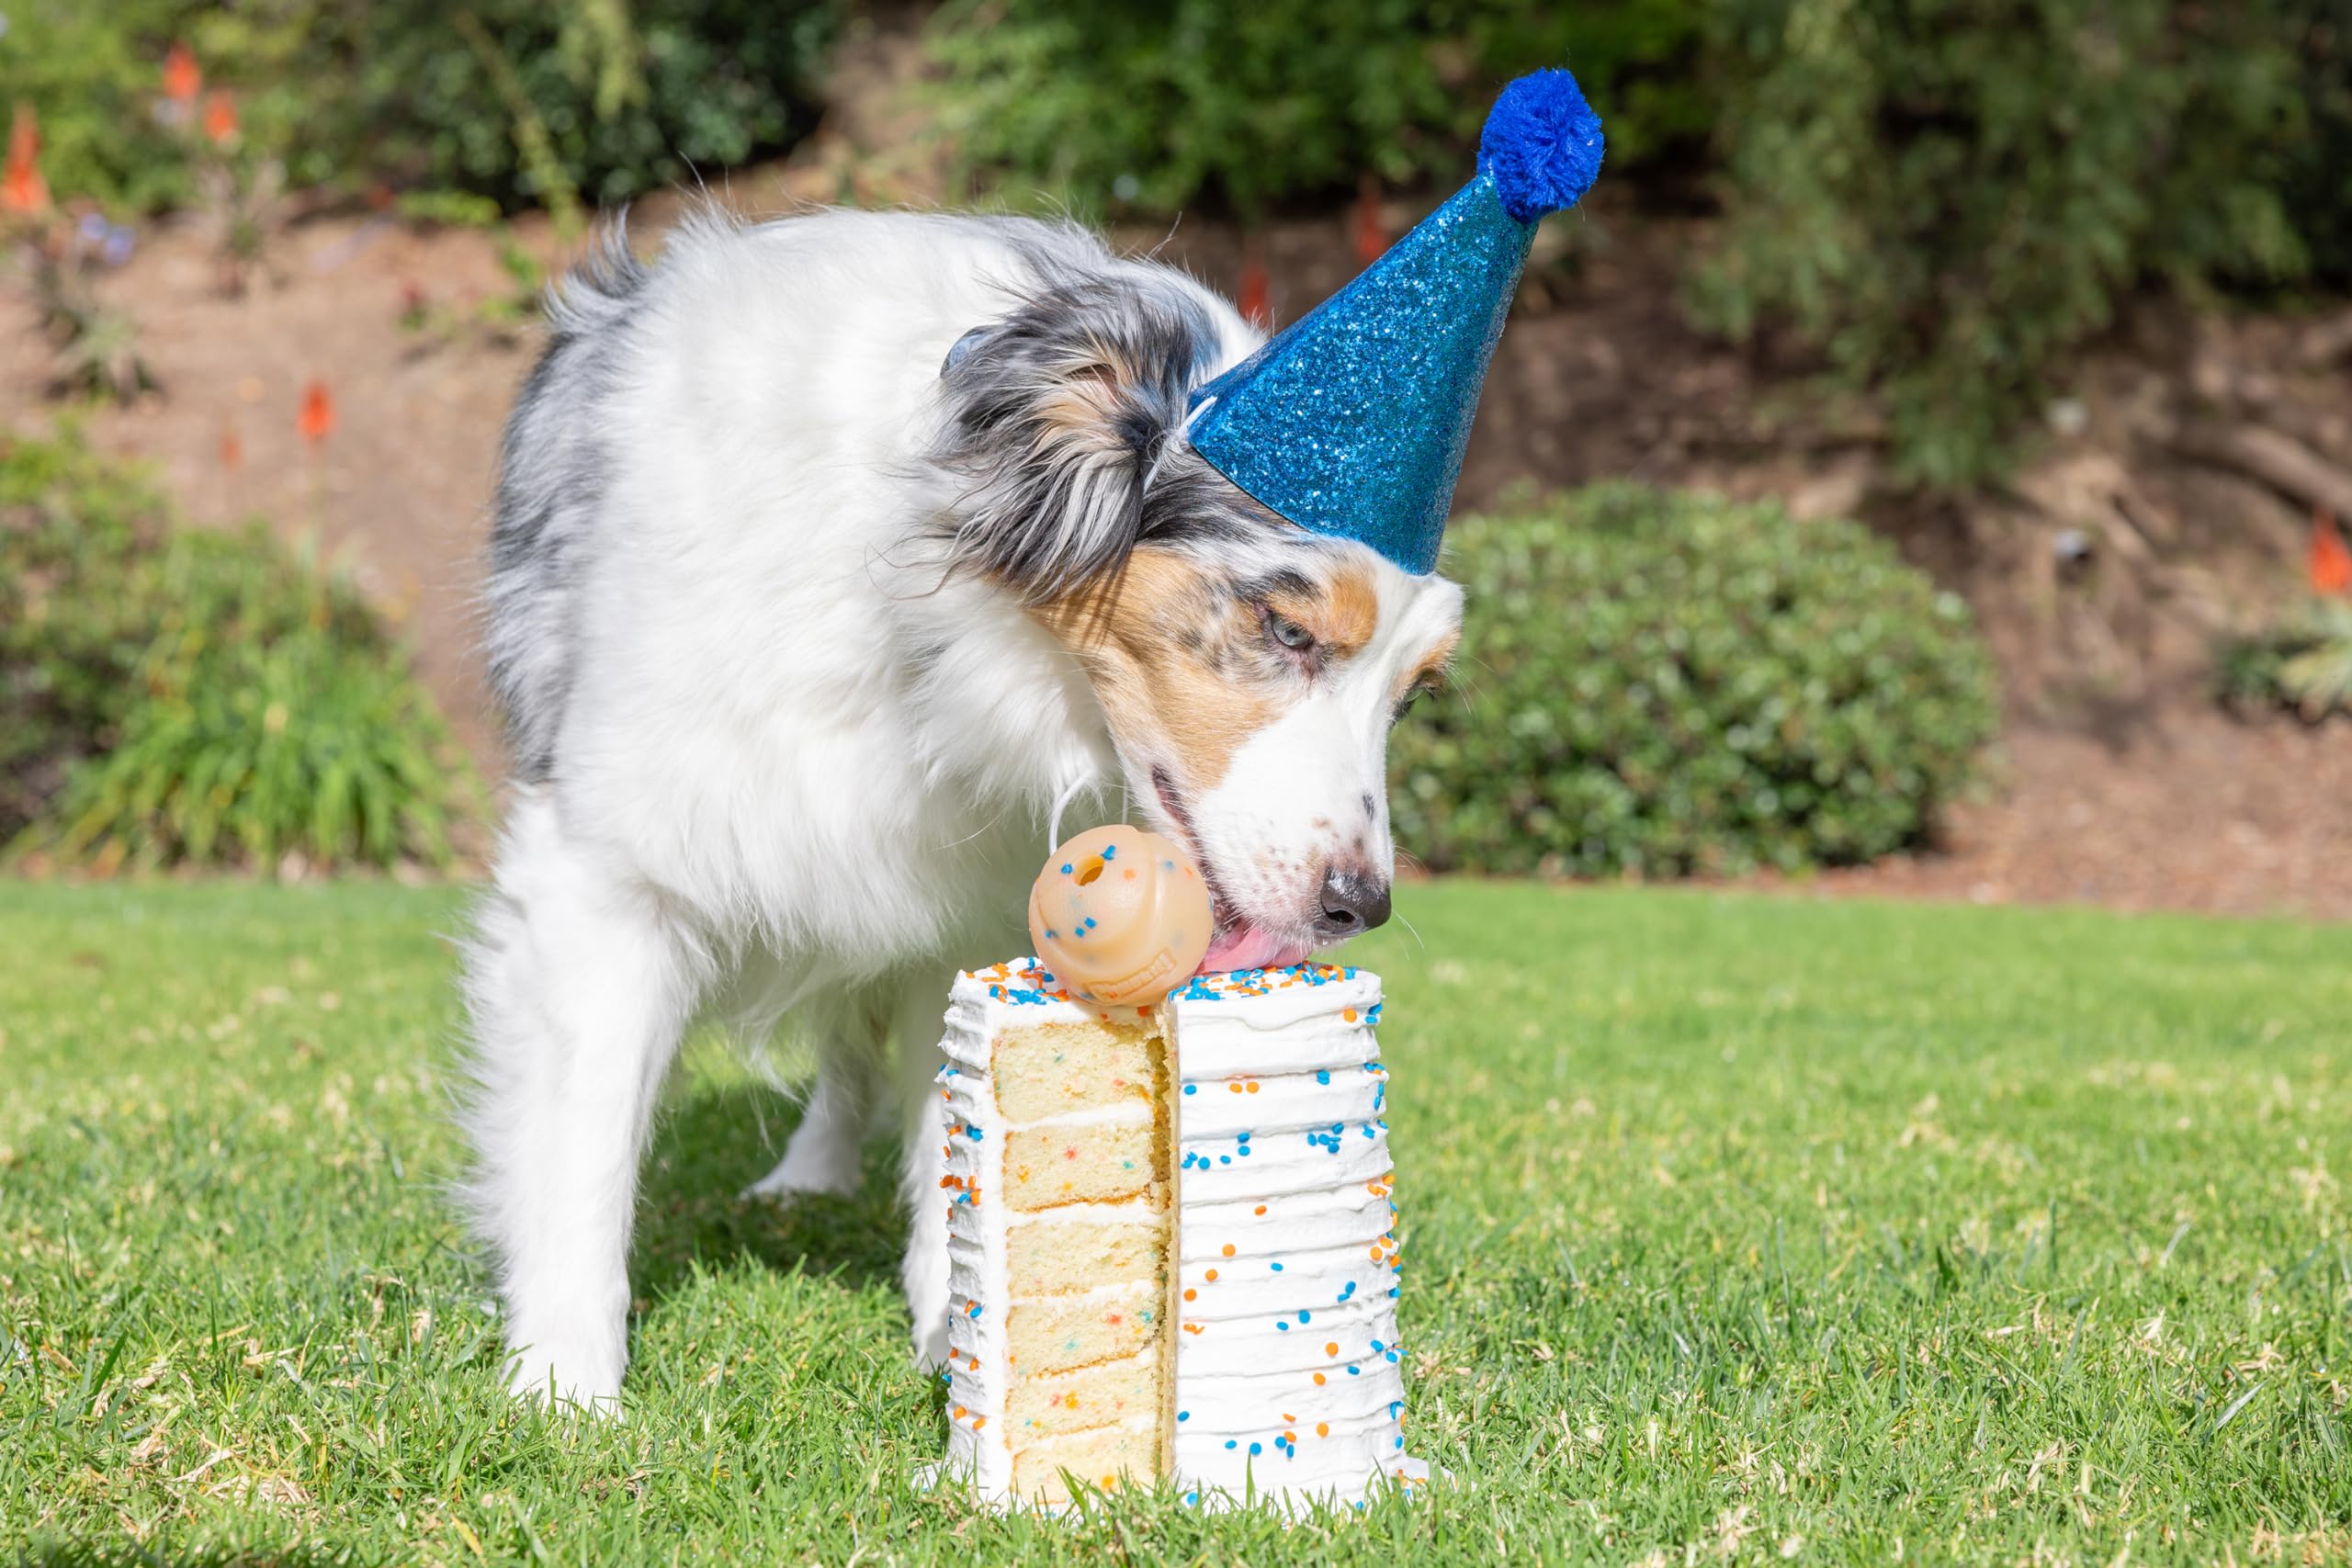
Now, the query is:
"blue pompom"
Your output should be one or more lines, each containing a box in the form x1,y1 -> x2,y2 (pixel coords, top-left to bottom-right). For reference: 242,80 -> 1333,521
1478,69 -> 1605,224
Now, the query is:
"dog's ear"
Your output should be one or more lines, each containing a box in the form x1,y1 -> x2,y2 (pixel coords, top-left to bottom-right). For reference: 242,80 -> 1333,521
933,280 -> 1214,604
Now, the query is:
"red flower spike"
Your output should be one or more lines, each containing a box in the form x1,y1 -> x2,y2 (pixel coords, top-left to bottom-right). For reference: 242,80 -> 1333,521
202,91 -> 239,145
1351,173 -> 1386,266
1237,236 -> 1271,331
163,43 -> 202,106
298,380 -> 336,446
2311,511 -> 2352,598
2,104 -> 48,215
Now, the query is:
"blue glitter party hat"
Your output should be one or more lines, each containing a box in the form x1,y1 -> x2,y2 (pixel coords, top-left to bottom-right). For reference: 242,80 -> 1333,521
1184,70 -> 1604,574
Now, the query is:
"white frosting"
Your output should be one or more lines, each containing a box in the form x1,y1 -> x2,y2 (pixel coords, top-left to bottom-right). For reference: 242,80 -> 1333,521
1166,964 -> 1425,1506
933,959 -> 1428,1512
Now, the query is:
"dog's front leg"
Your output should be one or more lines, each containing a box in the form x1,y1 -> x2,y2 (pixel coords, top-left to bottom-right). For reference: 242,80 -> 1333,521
460,795 -> 707,1408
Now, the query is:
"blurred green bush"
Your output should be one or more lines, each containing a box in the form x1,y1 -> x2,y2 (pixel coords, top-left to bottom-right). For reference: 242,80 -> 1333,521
1,428 -> 476,872
1691,0 -> 2324,487
2215,599 -> 2352,723
1,0 -> 839,214
1390,486 -> 1998,877
926,0 -> 1704,220
928,0 -> 2346,485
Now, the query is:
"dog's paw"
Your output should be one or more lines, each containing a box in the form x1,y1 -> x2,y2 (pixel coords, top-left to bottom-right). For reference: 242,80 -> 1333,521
741,1146 -> 863,1203
503,1344 -> 625,1416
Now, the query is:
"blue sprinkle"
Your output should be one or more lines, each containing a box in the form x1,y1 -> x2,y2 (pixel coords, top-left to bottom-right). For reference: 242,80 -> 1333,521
1179,1411 -> 1190,1422
967,1126 -> 983,1140
1237,1131 -> 1250,1142
1276,1321 -> 1289,1331
1348,1365 -> 1361,1375
1186,1491 -> 1199,1506
1372,1340 -> 1385,1352
1183,1084 -> 1197,1095
1084,917 -> 1097,930
1298,1311 -> 1310,1324
1220,1155 -> 1231,1165
1271,1261 -> 1283,1272
1238,1145 -> 1252,1157
1060,863 -> 1073,874
1395,1437 -> 1404,1450
1250,1442 -> 1262,1456
1316,1070 -> 1330,1085
1101,843 -> 1117,859
1226,1440 -> 1238,1450
1386,1351 -> 1399,1363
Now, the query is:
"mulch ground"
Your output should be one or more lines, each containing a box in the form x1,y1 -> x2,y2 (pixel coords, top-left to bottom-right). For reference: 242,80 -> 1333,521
8,173 -> 2349,921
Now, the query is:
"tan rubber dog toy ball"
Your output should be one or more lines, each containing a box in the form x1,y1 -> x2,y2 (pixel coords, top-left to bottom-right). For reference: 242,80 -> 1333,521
1027,826 -> 1214,1007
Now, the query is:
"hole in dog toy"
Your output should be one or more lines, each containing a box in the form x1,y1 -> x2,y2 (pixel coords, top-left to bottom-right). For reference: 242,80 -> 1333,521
1075,856 -> 1105,886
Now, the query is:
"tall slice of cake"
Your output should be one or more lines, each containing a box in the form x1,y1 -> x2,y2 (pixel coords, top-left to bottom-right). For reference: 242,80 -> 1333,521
936,964 -> 1175,1505
935,959 -> 1426,1509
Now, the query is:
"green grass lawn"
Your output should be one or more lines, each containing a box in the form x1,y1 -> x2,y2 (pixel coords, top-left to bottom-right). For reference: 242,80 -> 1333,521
4,881 -> 2348,1564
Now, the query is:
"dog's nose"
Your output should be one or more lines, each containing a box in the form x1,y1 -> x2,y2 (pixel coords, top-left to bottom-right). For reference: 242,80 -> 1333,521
1315,869 -> 1391,939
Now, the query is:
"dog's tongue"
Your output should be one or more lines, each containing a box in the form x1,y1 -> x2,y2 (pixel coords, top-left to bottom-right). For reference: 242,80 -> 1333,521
1199,924 -> 1314,975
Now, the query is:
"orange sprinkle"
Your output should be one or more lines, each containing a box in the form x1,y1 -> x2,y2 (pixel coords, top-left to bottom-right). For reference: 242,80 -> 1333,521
1313,1372 -> 1326,1385
1343,1008 -> 1358,1021
1317,1423 -> 1330,1438
1221,1243 -> 1235,1257
972,1416 -> 985,1429
1283,1413 -> 1295,1422
1183,1323 -> 1203,1335
1228,1082 -> 1243,1094
1325,1342 -> 1339,1356
1246,1082 -> 1260,1094
1204,1269 -> 1219,1281
1183,1289 -> 1196,1301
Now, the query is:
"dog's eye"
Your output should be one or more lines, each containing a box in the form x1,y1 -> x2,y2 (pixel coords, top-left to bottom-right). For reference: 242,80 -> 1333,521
1266,612 -> 1315,652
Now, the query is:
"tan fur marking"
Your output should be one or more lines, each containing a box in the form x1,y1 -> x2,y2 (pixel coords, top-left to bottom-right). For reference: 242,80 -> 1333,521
1263,559 -> 1379,662
1040,547 -> 1276,795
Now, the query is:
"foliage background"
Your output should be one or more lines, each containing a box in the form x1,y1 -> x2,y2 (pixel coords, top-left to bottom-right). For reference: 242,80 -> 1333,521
1392,486 -> 1998,877
0,430 -> 474,872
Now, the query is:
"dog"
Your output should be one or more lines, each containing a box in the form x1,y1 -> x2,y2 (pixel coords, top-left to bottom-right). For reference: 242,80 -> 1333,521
460,206 -> 1462,1406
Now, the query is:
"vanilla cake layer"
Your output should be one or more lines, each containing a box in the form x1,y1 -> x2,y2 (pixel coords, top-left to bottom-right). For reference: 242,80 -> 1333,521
938,965 -> 1172,1504
936,959 -> 1424,1510
1001,1115 -> 1161,1209
1010,1422 -> 1160,1506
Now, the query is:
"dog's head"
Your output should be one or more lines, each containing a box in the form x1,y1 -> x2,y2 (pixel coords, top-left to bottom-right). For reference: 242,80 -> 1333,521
933,262 -> 1461,970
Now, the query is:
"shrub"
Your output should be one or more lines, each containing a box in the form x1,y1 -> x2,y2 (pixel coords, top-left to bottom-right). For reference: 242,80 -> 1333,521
1691,0 -> 2320,487
0,0 -> 840,215
1390,485 -> 1998,878
2216,599 -> 2352,722
925,0 -> 1704,220
1,427 -> 476,872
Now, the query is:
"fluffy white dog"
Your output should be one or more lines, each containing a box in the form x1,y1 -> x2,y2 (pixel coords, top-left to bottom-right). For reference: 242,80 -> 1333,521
462,208 -> 1461,1405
